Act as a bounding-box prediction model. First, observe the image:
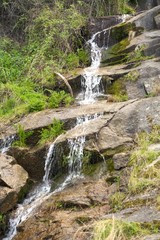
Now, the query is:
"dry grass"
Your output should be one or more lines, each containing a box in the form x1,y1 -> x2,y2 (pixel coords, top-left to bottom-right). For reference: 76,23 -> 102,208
93,217 -> 149,240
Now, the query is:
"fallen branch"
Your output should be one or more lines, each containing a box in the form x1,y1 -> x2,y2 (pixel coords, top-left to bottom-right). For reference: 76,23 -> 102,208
55,72 -> 73,97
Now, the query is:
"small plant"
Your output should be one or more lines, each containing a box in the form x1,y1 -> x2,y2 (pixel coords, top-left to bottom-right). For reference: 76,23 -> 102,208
127,45 -> 152,63
123,70 -> 139,82
107,80 -> 128,102
48,91 -> 74,108
13,124 -> 33,147
109,192 -> 126,212
39,119 -> 64,144
93,218 -> 149,240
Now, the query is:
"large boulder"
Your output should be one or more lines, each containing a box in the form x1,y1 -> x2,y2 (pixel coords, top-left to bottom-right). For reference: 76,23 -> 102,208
8,146 -> 47,181
0,154 -> 29,213
109,96 -> 160,137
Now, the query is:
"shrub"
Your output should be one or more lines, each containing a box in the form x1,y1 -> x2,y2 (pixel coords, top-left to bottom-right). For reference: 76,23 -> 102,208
48,91 -> 74,108
39,119 -> 64,144
13,124 -> 33,147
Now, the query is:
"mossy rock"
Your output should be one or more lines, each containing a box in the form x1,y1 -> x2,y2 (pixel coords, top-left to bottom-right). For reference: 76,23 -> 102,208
82,150 -> 106,177
101,21 -> 144,66
107,78 -> 128,102
102,145 -> 132,157
109,22 -> 143,43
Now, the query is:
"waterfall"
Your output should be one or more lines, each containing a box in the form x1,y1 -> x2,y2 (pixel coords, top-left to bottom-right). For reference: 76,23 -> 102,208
78,29 -> 110,104
4,23 -> 113,239
0,135 -> 15,154
3,143 -> 56,240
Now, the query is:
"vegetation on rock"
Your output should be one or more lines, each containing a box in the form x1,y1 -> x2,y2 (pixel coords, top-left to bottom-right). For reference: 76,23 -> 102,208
12,124 -> 33,147
93,218 -> 149,240
128,125 -> 160,194
39,119 -> 65,144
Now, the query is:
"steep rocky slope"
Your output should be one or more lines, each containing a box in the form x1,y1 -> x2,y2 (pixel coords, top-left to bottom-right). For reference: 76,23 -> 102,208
0,4 -> 160,240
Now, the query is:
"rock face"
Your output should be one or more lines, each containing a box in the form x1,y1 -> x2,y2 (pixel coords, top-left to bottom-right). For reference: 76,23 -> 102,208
0,154 -> 29,214
12,178 -> 112,240
8,146 -> 47,181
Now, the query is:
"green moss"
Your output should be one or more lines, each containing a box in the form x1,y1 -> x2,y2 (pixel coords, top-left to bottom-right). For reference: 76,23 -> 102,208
111,38 -> 130,55
110,22 -> 134,43
126,45 -> 152,63
82,151 -> 104,176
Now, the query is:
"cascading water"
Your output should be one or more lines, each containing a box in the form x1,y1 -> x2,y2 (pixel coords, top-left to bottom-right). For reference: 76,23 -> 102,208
0,135 -> 15,154
3,143 -> 56,240
3,20 -> 121,239
78,29 -> 110,104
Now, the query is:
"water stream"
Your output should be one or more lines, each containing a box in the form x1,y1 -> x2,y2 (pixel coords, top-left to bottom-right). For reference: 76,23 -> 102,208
3,24 -> 114,239
78,29 -> 110,104
0,135 -> 15,154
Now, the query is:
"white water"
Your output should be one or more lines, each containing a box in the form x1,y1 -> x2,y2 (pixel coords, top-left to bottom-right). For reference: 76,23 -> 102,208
4,25 -> 111,239
3,142 -> 56,240
0,135 -> 15,154
78,29 -> 110,104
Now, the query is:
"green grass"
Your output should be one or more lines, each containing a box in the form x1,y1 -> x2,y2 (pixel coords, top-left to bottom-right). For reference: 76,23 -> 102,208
128,126 -> 160,194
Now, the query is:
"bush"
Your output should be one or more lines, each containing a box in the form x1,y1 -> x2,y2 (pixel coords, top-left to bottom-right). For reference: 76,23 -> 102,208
48,91 -> 73,108
39,119 -> 65,144
13,124 -> 33,147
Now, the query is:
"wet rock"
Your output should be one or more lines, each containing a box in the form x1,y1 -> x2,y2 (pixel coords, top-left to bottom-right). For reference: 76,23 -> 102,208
0,154 -> 29,213
112,152 -> 130,170
0,100 -> 129,137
